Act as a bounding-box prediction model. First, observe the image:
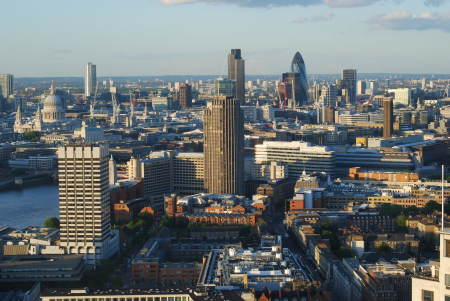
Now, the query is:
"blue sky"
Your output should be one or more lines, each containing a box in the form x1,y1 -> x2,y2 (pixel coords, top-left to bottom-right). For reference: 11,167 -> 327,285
1,0 -> 450,77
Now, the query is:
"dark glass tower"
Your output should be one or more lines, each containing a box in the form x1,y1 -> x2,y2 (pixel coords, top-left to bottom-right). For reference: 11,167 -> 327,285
279,52 -> 308,108
228,49 -> 245,102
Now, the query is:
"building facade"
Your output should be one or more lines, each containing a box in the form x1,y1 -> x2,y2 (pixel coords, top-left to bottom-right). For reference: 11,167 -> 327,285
57,144 -> 117,265
204,96 -> 244,195
228,49 -> 245,101
84,63 -> 96,98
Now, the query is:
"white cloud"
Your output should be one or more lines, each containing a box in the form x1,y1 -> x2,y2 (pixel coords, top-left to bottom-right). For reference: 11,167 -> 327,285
370,10 -> 450,33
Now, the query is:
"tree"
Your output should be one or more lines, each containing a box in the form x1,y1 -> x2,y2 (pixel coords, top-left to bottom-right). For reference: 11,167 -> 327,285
395,215 -> 407,232
379,204 -> 403,217
43,217 -> 60,228
377,243 -> 393,254
335,247 -> 356,259
22,131 -> 41,142
422,201 -> 441,215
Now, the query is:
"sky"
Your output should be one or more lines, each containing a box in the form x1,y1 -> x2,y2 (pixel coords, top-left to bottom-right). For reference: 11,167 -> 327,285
1,0 -> 450,77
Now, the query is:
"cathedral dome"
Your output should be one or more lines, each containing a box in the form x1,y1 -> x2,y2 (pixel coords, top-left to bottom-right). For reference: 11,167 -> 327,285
42,81 -> 65,123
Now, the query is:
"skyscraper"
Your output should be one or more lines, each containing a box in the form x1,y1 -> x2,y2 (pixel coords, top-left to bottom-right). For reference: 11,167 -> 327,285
84,63 -> 97,99
383,97 -> 394,138
58,144 -> 117,265
215,78 -> 236,97
320,85 -> 337,107
204,96 -> 244,195
342,69 -> 357,104
0,74 -> 13,99
228,49 -> 245,102
179,83 -> 193,108
280,52 -> 309,107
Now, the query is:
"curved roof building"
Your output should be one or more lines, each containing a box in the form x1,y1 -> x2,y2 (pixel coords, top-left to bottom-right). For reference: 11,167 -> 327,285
279,52 -> 309,108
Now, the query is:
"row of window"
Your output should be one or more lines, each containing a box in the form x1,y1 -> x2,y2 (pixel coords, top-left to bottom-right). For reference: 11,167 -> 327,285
47,296 -> 191,301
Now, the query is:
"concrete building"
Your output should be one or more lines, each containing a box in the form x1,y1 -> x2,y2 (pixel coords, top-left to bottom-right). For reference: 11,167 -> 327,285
57,144 -> 118,265
172,152 -> 204,196
204,96 -> 244,195
0,74 -> 13,99
178,83 -> 192,108
321,85 -> 337,107
388,88 -> 411,106
255,141 -> 336,178
383,96 -> 394,138
84,63 -> 96,98
198,246 -> 313,291
228,49 -> 245,101
128,152 -> 205,206
152,96 -> 173,111
411,231 -> 450,300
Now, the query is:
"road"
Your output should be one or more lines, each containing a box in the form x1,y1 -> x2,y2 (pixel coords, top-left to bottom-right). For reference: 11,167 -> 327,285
266,209 -> 323,282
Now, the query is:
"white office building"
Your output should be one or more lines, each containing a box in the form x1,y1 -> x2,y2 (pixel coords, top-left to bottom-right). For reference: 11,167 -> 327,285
58,144 -> 118,265
255,141 -> 335,177
84,63 -> 97,98
388,88 -> 411,106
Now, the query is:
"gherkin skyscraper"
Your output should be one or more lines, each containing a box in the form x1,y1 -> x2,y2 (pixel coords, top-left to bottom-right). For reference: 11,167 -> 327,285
279,52 -> 309,107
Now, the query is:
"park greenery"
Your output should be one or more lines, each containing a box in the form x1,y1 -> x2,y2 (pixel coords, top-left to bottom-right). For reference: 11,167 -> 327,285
43,217 -> 60,228
22,131 -> 41,142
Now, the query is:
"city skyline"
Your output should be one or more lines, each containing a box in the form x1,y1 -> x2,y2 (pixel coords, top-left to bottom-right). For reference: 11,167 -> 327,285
2,0 -> 450,77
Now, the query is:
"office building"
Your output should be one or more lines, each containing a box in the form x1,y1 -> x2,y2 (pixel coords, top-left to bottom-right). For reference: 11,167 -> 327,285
321,84 -> 337,107
215,78 -> 236,97
57,144 -> 117,265
342,69 -> 357,104
198,246 -> 312,291
290,51 -> 309,105
152,96 -> 173,111
127,152 -> 205,209
357,80 -> 366,95
0,74 -> 13,99
383,97 -> 394,138
178,83 -> 192,108
255,141 -> 336,178
204,96 -> 244,195
172,152 -> 204,196
84,63 -> 96,98
388,88 -> 411,106
227,49 -> 245,101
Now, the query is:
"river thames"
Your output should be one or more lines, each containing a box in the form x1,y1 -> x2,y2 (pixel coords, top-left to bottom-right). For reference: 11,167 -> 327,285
0,185 -> 58,229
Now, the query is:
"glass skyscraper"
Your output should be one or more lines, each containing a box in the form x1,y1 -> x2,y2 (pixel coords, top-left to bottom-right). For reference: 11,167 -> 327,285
279,52 -> 309,108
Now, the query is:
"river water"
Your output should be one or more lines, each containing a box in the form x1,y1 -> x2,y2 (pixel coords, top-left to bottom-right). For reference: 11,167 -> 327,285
0,185 -> 59,229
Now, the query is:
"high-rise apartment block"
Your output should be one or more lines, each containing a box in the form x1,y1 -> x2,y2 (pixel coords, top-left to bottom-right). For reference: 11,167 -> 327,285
204,96 -> 244,195
57,144 -> 117,265
342,69 -> 357,104
228,49 -> 245,101
127,152 -> 205,210
84,63 -> 97,99
178,83 -> 192,108
383,97 -> 394,138
0,74 -> 13,99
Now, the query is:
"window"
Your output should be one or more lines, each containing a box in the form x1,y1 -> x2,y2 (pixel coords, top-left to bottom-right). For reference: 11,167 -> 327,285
422,290 -> 434,301
446,240 -> 450,257
445,296 -> 450,301
446,274 -> 450,287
